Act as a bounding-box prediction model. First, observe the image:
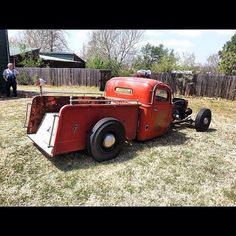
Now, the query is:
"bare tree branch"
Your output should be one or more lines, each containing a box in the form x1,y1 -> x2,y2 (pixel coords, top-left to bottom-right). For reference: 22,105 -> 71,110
84,30 -> 144,67
9,30 -> 69,52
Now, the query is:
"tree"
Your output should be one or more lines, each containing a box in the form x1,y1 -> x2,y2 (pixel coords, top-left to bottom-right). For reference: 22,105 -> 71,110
197,54 -> 219,74
15,44 -> 45,85
179,52 -> 196,71
86,55 -> 110,69
204,54 -> 220,74
9,32 -> 25,47
9,30 -> 69,52
18,44 -> 44,67
218,33 -> 236,75
84,30 -> 144,75
151,50 -> 179,72
133,43 -> 169,69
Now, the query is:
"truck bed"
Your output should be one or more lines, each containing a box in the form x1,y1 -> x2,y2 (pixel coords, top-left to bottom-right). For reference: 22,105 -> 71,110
27,95 -> 140,156
27,96 -> 139,134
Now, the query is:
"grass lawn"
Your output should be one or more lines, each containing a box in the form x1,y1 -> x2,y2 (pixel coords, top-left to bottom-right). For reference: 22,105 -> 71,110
0,85 -> 236,206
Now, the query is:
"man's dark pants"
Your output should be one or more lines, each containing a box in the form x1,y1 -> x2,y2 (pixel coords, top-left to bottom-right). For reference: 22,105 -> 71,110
6,78 -> 17,97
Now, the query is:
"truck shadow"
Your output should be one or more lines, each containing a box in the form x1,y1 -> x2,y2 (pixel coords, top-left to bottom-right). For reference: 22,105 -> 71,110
0,90 -> 39,100
49,127 -> 192,172
172,123 -> 217,133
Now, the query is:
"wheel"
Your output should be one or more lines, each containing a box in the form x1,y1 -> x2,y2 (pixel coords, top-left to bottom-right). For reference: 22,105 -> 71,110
195,108 -> 211,132
88,117 -> 125,162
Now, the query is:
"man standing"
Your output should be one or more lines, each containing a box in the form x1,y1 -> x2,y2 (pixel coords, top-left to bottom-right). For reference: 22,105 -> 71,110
3,63 -> 19,97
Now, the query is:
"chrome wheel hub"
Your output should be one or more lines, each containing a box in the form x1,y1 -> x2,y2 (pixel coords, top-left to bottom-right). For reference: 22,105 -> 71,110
203,117 -> 209,125
103,134 -> 116,148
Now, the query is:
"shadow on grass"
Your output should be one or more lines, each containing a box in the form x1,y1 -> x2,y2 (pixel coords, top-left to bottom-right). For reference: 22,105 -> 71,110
48,127 -> 191,172
47,150 -> 96,172
207,128 -> 217,132
171,123 -> 217,133
0,90 -> 39,100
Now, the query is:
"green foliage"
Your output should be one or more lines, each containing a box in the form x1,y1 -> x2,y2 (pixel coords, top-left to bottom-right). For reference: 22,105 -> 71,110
118,68 -> 136,77
133,43 -> 180,73
86,55 -> 110,69
86,55 -> 122,77
133,43 -> 170,70
151,50 -> 179,72
109,61 -> 125,77
17,68 -> 40,85
218,33 -> 236,75
19,44 -> 44,68
32,74 -> 40,85
16,70 -> 31,85
20,56 -> 44,68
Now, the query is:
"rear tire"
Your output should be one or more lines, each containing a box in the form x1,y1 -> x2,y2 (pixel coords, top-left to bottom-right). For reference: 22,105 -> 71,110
88,118 -> 125,162
195,108 -> 211,132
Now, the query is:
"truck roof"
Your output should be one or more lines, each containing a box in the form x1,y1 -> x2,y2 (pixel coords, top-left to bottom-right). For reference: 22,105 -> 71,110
105,77 -> 170,104
109,77 -> 163,87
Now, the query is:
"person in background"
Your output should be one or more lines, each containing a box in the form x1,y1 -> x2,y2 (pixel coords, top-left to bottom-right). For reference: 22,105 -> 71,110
37,78 -> 46,96
136,69 -> 151,78
145,70 -> 151,78
3,63 -> 19,97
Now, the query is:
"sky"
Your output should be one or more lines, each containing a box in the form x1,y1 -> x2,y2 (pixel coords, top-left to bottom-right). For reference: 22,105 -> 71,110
7,30 -> 236,64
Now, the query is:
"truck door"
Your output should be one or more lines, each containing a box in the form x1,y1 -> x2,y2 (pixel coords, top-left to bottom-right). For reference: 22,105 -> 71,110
151,88 -> 172,136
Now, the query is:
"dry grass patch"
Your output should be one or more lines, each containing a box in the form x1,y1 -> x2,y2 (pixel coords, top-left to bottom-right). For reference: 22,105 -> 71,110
0,87 -> 236,206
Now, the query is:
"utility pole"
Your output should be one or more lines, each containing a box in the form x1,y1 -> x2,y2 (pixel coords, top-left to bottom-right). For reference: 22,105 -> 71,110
0,29 -> 10,95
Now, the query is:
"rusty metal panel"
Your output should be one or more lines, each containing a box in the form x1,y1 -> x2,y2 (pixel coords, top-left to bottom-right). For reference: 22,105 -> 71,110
52,104 -> 139,156
27,96 -> 70,134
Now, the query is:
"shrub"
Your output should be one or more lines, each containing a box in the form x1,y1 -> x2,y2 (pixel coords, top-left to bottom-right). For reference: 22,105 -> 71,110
118,69 -> 135,77
17,70 -> 31,85
17,70 -> 40,85
32,74 -> 40,85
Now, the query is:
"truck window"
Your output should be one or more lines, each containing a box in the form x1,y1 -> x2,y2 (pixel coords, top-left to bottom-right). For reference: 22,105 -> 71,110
115,87 -> 133,94
155,89 -> 168,102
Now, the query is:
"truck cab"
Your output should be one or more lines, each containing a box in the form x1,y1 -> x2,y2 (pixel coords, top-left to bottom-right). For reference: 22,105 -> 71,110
105,77 -> 173,140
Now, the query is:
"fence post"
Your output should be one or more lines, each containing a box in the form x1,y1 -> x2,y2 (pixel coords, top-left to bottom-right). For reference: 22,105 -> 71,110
99,70 -> 111,91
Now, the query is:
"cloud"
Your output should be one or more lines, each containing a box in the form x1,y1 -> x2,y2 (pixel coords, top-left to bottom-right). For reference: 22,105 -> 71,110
7,30 -> 24,38
66,30 -> 92,54
145,30 -> 164,38
144,30 -> 235,39
171,29 -> 235,37
209,30 -> 235,36
164,39 -> 194,48
144,30 -> 204,40
171,30 -> 204,37
75,30 -> 91,42
138,39 -> 194,52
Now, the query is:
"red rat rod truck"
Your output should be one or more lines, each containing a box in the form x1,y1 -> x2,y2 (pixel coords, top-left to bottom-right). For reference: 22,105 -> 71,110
26,77 -> 212,162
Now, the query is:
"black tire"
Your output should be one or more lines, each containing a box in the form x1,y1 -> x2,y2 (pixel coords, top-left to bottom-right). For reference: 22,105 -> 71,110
88,117 -> 125,162
195,108 -> 211,132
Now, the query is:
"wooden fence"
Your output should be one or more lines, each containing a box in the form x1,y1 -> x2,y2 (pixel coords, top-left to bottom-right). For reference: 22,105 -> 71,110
151,73 -> 236,100
14,68 -> 236,100
16,68 -> 111,90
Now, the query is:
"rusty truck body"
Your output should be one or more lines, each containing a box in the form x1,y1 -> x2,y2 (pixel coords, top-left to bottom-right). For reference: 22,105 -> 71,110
26,77 -> 211,161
